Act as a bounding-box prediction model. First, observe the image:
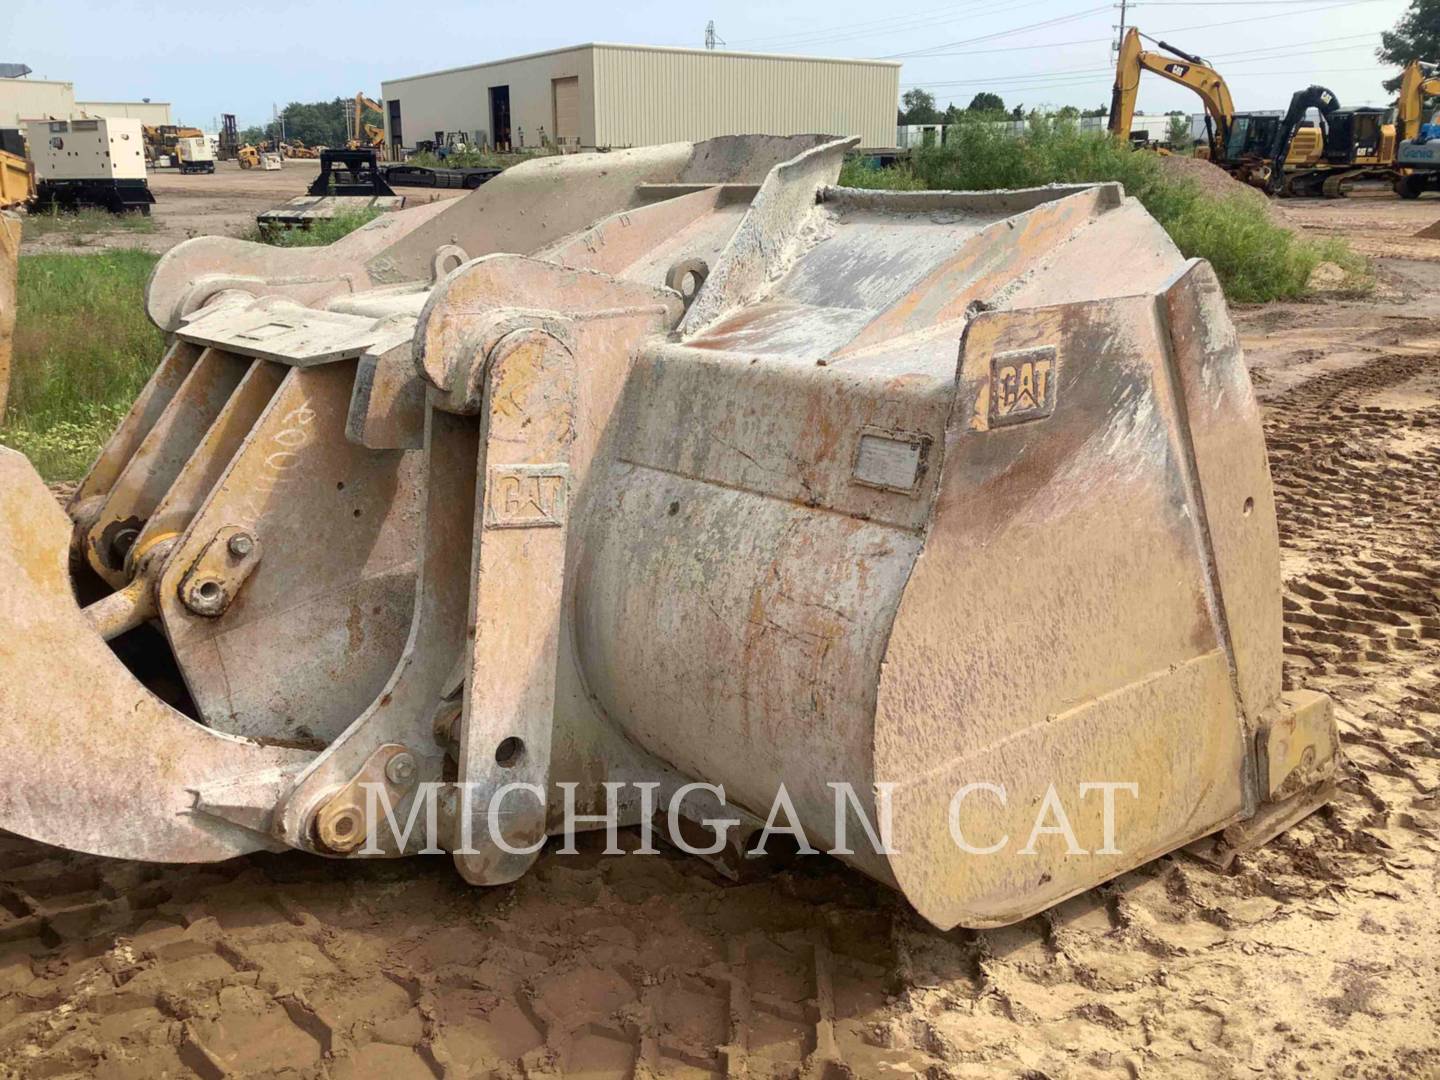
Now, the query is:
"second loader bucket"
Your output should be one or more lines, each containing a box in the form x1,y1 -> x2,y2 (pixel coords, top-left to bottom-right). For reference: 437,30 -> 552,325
0,136 -> 1338,929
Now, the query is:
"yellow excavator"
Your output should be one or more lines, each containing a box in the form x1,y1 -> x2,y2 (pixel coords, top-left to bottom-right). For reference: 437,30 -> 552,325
1111,28 -> 1401,197
347,92 -> 386,156
1109,29 -> 1258,173
1393,60 -> 1440,197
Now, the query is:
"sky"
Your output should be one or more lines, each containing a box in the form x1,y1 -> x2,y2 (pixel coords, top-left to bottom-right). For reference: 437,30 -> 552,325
1,0 -> 1417,130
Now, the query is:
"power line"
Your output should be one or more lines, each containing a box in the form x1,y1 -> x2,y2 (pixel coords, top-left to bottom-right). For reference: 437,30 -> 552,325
1150,0 -> 1393,35
721,0 -> 1055,52
903,25 -> 1379,60
886,6 -> 1112,58
904,64 -> 1396,90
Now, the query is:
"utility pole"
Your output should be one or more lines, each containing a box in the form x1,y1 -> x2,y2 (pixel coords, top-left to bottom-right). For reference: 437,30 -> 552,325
705,21 -> 725,50
1113,0 -> 1129,57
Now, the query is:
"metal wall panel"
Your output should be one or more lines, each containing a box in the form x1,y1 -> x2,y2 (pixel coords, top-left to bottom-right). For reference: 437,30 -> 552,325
0,80 -> 74,129
591,45 -> 899,149
382,47 -> 596,151
75,102 -> 174,126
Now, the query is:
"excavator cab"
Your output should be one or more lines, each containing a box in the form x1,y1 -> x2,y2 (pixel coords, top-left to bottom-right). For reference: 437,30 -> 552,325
1225,114 -> 1278,161
1324,108 -> 1390,165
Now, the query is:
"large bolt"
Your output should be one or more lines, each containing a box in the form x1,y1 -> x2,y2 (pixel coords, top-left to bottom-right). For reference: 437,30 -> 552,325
227,532 -> 254,558
315,806 -> 365,854
385,752 -> 418,787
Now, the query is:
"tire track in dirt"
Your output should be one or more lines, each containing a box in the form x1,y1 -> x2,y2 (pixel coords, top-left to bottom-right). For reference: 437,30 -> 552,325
0,353 -> 1437,1079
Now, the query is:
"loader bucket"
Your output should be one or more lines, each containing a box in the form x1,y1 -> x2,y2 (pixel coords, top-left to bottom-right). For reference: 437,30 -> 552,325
0,135 -> 1338,929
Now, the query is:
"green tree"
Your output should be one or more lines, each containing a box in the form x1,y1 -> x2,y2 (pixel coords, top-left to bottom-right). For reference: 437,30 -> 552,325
1081,105 -> 1109,118
1380,0 -> 1440,91
1055,105 -> 1081,120
271,98 -> 383,147
900,88 -> 941,124
1166,114 -> 1193,148
967,91 -> 1006,113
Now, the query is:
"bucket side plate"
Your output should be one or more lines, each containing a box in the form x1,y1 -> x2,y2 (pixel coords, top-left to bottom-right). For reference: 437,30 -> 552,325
0,448 -> 314,861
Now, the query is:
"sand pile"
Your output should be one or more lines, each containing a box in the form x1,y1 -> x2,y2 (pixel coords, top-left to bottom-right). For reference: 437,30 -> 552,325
1159,153 -> 1291,226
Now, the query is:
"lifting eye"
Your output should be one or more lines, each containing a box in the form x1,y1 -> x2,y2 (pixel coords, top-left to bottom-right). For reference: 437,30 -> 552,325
664,258 -> 710,309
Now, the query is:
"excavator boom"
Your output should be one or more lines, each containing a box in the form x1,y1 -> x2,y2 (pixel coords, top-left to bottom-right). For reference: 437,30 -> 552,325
1268,85 -> 1339,193
1109,27 -> 1235,157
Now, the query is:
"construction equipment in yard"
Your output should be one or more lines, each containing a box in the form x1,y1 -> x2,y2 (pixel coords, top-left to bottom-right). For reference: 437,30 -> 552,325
347,92 -> 387,157
0,133 -> 1338,930
383,161 -> 501,190
1111,27 -> 1239,167
175,135 -> 216,175
1109,28 -> 1381,195
257,147 -> 402,228
28,116 -> 154,214
1108,29 -> 1297,186
218,114 -> 241,162
143,124 -> 206,168
1392,60 -> 1440,198
1280,105 -> 1396,197
1265,86 -> 1340,195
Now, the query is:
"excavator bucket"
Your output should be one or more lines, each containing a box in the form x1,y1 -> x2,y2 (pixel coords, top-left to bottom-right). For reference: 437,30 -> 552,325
0,135 -> 1338,929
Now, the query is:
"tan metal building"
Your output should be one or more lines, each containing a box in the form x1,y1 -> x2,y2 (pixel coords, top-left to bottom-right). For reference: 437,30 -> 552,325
75,101 -> 174,126
380,43 -> 900,152
0,79 -> 171,129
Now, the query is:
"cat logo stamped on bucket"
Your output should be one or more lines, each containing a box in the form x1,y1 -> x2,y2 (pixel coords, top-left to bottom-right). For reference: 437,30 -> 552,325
486,464 -> 570,529
990,346 -> 1059,427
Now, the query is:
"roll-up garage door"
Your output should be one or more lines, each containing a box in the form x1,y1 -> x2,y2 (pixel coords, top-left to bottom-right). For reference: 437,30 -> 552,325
552,77 -> 580,144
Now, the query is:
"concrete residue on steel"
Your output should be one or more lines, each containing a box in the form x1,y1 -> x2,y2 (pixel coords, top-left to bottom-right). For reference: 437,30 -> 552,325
0,133 -> 1337,930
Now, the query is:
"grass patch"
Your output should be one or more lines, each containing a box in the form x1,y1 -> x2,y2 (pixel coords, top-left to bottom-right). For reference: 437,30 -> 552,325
20,206 -> 156,245
0,250 -> 164,480
246,208 -> 383,247
841,114 -> 1370,303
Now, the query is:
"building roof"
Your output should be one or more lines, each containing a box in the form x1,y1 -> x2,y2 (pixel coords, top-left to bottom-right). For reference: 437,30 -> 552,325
384,41 -> 901,86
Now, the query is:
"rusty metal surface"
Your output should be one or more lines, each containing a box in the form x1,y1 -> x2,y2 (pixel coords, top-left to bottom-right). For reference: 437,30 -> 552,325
0,135 -> 1335,931
82,347 -> 251,585
154,361 -> 421,744
272,408 -> 477,852
0,449 -> 314,861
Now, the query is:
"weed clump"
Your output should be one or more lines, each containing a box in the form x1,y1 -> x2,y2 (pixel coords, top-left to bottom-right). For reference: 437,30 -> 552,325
840,114 -> 1370,303
250,209 -> 384,247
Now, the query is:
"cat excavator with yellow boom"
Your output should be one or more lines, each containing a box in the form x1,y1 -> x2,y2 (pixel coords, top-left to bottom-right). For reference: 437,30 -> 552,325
1109,28 -> 1339,192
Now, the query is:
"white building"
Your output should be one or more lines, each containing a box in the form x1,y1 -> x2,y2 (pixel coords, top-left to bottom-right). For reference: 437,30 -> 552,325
381,43 -> 900,153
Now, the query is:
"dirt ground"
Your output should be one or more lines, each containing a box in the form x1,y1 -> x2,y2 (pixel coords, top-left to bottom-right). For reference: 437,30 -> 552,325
17,160 -> 466,255
1,195 -> 1438,1080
